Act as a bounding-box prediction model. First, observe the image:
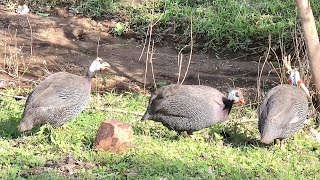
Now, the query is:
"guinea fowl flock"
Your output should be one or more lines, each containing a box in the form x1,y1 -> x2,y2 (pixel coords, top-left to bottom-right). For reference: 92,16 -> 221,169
17,56 -> 312,146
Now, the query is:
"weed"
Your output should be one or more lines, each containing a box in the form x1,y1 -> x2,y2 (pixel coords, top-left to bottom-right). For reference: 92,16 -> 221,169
112,22 -> 127,36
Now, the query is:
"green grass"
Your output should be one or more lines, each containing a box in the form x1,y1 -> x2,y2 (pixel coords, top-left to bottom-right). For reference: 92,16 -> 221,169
1,91 -> 320,179
9,0 -> 320,52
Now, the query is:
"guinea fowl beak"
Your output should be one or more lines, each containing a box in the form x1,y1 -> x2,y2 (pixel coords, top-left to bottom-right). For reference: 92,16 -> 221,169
235,98 -> 245,105
240,98 -> 245,105
100,62 -> 111,71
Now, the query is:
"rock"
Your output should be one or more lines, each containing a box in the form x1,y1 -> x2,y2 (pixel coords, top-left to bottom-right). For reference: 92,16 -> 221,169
72,28 -> 85,39
122,30 -> 138,39
95,120 -> 133,153
65,155 -> 75,165
53,7 -> 69,18
125,168 -> 139,177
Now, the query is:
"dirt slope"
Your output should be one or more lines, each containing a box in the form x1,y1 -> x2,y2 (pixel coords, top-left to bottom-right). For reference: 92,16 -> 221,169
0,10 -> 279,101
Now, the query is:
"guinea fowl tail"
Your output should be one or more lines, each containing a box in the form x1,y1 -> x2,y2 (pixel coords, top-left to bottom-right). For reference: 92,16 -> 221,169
141,111 -> 151,121
18,118 -> 34,132
260,133 -> 276,145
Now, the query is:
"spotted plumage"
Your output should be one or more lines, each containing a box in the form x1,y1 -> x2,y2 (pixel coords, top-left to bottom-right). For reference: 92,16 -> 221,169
18,58 -> 110,132
259,84 -> 309,144
141,84 -> 244,135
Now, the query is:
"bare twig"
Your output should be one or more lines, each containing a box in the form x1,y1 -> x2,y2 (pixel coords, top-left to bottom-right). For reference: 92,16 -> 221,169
86,107 -> 144,116
300,83 -> 311,98
269,48 -> 283,83
257,34 -> 272,101
150,40 -> 157,89
0,69 -> 38,84
267,61 -> 281,83
4,31 -> 7,69
138,26 -> 150,62
97,36 -> 101,58
4,45 -> 23,63
282,54 -> 293,73
26,16 -> 33,57
0,92 -> 27,100
143,1 -> 164,92
177,45 -> 188,83
180,16 -> 194,84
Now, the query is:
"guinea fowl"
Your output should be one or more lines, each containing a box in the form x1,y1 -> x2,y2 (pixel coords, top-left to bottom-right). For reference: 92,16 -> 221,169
259,70 -> 310,145
141,84 -> 245,135
18,57 -> 110,132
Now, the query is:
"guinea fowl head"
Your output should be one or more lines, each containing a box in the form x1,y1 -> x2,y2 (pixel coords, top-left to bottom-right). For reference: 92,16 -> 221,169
227,89 -> 245,105
288,69 -> 303,86
87,57 -> 111,79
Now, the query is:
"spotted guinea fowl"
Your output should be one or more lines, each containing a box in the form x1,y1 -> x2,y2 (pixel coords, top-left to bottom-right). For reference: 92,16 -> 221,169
259,69 -> 310,144
18,57 -> 110,132
141,84 -> 245,135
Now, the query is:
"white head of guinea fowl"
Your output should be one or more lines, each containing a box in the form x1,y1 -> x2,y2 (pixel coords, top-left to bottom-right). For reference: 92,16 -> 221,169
288,70 -> 302,86
87,57 -> 110,78
288,69 -> 310,97
227,89 -> 245,105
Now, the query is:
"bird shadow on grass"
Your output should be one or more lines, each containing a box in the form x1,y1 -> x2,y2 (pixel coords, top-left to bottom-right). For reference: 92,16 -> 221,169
0,115 -> 22,139
207,124 -> 265,148
134,121 -> 183,141
0,115 -> 43,139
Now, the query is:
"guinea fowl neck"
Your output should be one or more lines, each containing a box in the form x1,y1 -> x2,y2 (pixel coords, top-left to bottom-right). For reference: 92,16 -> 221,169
86,70 -> 96,80
222,97 -> 234,114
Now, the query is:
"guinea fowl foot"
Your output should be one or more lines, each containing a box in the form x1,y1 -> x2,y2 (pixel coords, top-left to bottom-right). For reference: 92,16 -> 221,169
177,131 -> 196,138
274,139 -> 286,150
187,131 -> 197,139
60,124 -> 70,130
280,139 -> 287,150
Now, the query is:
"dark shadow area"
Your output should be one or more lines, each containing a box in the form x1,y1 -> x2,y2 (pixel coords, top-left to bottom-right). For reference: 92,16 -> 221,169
0,115 -> 21,139
0,115 -> 44,139
208,124 -> 263,148
99,150 -> 277,179
0,97 -> 46,139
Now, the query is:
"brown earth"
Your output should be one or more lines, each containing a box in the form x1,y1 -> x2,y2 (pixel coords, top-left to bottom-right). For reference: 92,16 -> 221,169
0,10 -> 280,102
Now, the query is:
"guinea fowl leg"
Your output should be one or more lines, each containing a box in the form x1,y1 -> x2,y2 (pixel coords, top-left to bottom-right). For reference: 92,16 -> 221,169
280,139 -> 286,150
274,139 -> 280,147
177,131 -> 195,138
274,139 -> 285,150
187,131 -> 196,138
60,123 -> 70,130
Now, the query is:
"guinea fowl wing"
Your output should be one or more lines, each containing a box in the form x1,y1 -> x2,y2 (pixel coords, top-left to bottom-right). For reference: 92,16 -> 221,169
25,73 -> 88,110
259,85 -> 308,141
151,88 -> 220,119
24,73 -> 58,111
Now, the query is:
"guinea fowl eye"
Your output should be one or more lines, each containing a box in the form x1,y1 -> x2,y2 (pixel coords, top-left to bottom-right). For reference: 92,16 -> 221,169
235,92 -> 239,97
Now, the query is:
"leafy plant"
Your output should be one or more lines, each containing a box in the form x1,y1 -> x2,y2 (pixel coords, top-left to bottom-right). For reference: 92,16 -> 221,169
113,22 -> 126,36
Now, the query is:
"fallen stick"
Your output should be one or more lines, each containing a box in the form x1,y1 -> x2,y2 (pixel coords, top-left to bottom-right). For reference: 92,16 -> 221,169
85,106 -> 144,116
0,92 -> 27,100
